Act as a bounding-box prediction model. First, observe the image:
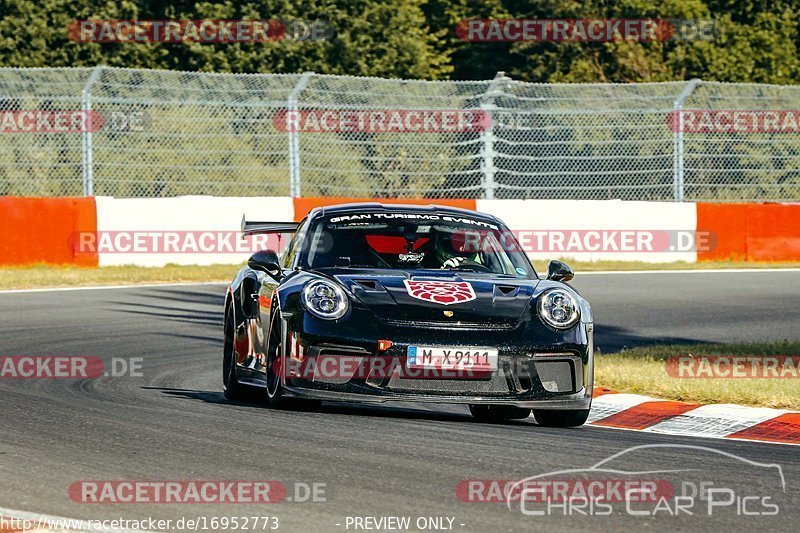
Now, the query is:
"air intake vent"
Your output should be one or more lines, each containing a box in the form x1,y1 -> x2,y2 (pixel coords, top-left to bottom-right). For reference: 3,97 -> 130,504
354,279 -> 379,290
496,285 -> 518,296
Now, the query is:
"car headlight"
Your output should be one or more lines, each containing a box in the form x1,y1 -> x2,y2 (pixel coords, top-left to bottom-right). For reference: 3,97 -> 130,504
302,279 -> 349,320
537,288 -> 580,329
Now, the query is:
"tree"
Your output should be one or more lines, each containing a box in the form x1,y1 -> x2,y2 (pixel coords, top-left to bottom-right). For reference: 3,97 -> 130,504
0,0 -> 452,79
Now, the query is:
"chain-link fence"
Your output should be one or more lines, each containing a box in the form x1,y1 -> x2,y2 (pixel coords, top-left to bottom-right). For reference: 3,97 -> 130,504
1,66 -> 799,201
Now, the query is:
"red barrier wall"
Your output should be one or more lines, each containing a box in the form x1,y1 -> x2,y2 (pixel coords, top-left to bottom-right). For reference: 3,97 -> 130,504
0,197 -> 98,266
697,203 -> 800,261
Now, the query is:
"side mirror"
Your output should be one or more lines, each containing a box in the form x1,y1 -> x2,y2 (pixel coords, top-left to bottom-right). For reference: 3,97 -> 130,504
248,250 -> 282,279
547,260 -> 574,282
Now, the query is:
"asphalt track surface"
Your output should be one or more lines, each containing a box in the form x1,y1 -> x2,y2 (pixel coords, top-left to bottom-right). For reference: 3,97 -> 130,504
0,270 -> 798,532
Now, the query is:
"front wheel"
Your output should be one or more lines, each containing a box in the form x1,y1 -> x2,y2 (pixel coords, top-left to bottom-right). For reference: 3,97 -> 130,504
265,311 -> 321,411
532,409 -> 590,427
469,404 -> 531,422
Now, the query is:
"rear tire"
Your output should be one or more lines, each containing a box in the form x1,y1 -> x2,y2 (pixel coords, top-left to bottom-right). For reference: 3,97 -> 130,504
222,305 -> 247,401
265,311 -> 321,411
469,404 -> 531,422
532,409 -> 590,427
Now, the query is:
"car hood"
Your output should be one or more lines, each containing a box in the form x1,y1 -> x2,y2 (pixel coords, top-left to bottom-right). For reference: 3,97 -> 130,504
326,268 -> 540,326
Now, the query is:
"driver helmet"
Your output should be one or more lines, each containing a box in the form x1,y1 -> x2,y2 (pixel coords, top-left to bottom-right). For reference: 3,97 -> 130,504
433,229 -> 479,265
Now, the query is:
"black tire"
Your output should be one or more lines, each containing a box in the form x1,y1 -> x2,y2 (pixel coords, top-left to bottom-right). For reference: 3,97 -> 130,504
265,310 -> 321,411
532,409 -> 590,428
469,404 -> 531,422
222,304 -> 247,401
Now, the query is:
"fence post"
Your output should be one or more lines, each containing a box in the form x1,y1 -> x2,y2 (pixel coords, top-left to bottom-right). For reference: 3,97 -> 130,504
672,78 -> 701,202
479,72 -> 510,200
287,72 -> 314,198
80,66 -> 104,197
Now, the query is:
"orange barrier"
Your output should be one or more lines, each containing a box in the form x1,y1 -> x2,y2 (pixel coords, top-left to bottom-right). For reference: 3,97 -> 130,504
292,197 -> 477,222
0,197 -> 98,266
697,203 -> 800,261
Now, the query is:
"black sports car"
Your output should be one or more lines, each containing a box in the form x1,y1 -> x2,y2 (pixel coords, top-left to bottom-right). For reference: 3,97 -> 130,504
223,203 -> 594,426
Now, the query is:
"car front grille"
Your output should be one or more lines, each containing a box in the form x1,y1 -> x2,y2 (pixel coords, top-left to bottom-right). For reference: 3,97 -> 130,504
380,318 -> 517,331
384,373 -> 514,395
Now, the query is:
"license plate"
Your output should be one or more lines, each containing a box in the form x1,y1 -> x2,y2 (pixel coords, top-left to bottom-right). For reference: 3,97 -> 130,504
406,346 -> 498,372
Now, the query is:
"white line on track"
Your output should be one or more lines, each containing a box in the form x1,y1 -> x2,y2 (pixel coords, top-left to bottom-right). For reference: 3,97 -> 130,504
585,421 -> 800,447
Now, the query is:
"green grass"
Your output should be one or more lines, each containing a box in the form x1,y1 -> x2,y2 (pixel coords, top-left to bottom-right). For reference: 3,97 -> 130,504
0,263 -> 241,290
596,342 -> 800,409
532,259 -> 800,272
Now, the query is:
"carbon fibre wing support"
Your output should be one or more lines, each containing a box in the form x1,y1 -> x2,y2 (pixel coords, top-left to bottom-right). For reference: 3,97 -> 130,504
241,215 -> 299,237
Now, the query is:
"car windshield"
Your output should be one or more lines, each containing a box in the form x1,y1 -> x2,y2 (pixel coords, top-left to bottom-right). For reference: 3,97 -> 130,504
300,212 -> 536,278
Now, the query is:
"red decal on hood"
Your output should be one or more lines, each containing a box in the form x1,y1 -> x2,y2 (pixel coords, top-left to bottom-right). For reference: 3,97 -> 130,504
403,280 -> 476,305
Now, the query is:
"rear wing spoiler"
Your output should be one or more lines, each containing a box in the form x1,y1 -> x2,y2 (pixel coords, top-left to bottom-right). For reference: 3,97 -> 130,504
241,216 -> 299,237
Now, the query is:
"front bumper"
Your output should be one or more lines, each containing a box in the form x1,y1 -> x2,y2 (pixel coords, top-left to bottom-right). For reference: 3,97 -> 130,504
284,386 -> 592,410
279,314 -> 594,410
